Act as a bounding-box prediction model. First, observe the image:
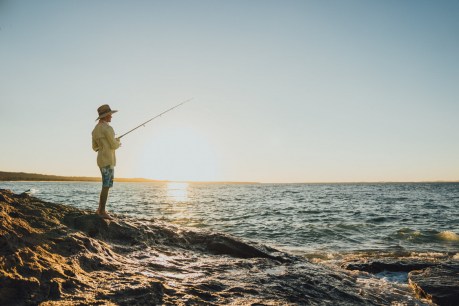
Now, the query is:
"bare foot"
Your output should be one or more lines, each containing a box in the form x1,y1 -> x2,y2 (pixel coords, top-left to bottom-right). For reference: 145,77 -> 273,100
98,212 -> 113,220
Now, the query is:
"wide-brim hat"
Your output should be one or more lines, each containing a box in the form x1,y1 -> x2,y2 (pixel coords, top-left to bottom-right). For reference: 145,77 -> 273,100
96,104 -> 118,120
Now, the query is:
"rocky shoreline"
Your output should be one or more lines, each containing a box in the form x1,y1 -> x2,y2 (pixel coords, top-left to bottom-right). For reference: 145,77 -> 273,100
0,189 -> 457,305
341,256 -> 459,305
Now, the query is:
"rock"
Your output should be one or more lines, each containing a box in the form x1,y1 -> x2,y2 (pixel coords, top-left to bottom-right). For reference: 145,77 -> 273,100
63,209 -> 283,260
343,257 -> 459,305
97,281 -> 163,305
0,189 -> 163,305
0,192 -> 13,204
409,264 -> 459,306
63,213 -> 110,238
48,278 -> 63,299
343,259 -> 436,273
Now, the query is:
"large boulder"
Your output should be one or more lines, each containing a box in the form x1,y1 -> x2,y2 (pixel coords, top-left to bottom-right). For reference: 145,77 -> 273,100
409,263 -> 459,306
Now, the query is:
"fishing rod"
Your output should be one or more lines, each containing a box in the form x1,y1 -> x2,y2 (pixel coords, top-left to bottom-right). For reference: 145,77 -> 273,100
117,98 -> 193,139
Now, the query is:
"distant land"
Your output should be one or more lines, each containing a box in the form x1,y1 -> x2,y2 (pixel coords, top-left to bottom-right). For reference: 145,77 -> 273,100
2,171 -> 455,184
0,171 -> 258,184
0,171 -> 164,183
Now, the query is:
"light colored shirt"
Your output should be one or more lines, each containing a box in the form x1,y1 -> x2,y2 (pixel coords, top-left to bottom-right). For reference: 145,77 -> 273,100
92,122 -> 121,168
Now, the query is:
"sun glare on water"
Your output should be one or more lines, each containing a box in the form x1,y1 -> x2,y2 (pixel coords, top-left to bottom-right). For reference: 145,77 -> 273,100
167,182 -> 189,202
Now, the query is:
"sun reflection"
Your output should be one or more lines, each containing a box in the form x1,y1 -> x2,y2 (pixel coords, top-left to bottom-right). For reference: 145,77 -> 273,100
166,182 -> 189,202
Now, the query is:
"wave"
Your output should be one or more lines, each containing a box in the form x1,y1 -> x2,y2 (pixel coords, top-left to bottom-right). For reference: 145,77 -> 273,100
438,230 -> 459,241
392,228 -> 459,246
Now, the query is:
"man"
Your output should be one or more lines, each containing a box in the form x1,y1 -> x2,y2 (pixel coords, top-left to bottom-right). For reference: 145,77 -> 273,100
92,104 -> 121,220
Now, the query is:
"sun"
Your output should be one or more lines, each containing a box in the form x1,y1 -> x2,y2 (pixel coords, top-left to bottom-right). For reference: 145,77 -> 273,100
139,127 -> 219,182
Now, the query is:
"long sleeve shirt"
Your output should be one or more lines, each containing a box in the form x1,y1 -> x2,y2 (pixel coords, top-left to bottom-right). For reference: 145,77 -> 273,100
92,122 -> 121,168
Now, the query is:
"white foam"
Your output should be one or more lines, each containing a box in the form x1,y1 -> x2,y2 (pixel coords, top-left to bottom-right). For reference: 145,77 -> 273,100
24,188 -> 39,195
375,271 -> 408,284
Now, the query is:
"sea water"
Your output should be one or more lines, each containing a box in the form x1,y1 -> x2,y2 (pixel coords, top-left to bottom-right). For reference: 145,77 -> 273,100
2,181 -> 458,259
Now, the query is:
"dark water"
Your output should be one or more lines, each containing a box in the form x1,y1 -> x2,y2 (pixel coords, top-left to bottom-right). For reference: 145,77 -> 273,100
2,182 -> 458,258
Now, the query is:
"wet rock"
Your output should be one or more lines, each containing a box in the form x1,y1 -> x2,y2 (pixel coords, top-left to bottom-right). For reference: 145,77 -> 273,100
343,258 -> 436,273
343,256 -> 459,305
409,264 -> 459,306
63,209 -> 282,260
185,231 -> 286,261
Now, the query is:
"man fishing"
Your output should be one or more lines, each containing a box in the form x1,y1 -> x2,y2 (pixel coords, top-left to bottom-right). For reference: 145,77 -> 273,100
92,104 -> 121,220
90,99 -> 191,219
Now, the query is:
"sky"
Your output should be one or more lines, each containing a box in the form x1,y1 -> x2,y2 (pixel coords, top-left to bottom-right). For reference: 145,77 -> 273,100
1,0 -> 458,183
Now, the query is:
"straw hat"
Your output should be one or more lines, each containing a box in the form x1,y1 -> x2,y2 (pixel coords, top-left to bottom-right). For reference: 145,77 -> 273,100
96,104 -> 118,120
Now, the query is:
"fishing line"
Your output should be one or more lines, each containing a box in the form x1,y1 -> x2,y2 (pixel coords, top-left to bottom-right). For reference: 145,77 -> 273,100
117,98 -> 194,139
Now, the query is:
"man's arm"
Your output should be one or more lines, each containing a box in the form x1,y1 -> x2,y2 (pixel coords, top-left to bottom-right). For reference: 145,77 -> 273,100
92,138 -> 99,152
104,126 -> 121,150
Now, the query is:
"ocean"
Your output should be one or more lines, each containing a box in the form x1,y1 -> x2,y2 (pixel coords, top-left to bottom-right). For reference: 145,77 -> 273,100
2,181 -> 458,258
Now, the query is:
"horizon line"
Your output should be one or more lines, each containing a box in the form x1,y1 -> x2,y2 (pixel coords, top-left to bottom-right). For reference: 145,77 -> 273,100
1,171 -> 458,184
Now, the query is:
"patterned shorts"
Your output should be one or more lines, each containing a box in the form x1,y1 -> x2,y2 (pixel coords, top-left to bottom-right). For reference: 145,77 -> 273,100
100,166 -> 114,188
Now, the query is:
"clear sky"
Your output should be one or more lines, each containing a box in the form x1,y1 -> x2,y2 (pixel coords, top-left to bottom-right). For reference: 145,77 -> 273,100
1,0 -> 458,183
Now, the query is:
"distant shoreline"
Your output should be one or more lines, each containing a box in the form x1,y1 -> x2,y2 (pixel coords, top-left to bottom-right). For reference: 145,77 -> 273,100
0,171 -> 258,184
0,171 -> 161,183
0,171 -> 457,184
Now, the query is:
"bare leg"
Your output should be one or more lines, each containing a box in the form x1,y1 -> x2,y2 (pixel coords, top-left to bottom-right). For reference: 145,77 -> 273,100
97,187 -> 113,219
